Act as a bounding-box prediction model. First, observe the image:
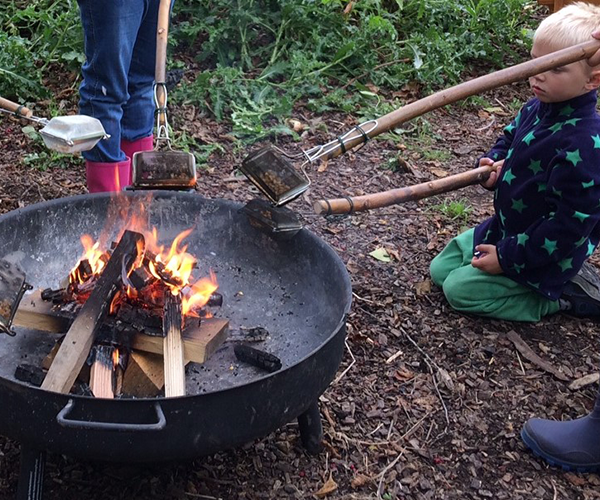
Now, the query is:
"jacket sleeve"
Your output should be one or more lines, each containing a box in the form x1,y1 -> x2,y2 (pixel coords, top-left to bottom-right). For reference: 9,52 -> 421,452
496,144 -> 600,275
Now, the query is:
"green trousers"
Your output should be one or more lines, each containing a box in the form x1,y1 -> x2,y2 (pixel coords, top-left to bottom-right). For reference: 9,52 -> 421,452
429,228 -> 560,322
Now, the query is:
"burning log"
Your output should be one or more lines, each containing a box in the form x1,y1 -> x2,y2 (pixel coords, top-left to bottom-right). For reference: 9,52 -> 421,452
233,344 -> 282,373
162,291 -> 185,397
89,345 -> 116,399
13,290 -> 229,363
41,230 -> 145,394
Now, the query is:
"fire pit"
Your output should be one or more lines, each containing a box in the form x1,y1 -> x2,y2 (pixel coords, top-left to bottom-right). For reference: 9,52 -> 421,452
0,191 -> 351,498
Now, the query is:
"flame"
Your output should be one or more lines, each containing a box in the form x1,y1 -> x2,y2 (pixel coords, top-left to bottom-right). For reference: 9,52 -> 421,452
112,348 -> 120,369
70,212 -> 218,319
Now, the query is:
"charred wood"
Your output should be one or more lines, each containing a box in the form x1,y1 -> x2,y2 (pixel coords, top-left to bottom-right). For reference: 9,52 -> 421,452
233,344 -> 282,373
41,230 -> 145,394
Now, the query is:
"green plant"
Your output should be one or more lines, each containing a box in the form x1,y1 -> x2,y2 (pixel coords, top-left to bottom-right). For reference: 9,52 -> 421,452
421,149 -> 452,162
0,0 -> 83,100
433,197 -> 474,223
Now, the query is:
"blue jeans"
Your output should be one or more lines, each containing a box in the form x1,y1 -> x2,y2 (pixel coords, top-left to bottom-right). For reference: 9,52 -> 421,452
77,0 -> 161,162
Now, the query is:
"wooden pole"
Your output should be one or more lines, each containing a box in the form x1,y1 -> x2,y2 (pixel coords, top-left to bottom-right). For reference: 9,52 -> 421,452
41,230 -> 144,394
316,39 -> 600,161
313,164 -> 496,215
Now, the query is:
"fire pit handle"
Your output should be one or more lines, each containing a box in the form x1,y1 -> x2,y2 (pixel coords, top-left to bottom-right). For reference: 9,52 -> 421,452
56,399 -> 166,432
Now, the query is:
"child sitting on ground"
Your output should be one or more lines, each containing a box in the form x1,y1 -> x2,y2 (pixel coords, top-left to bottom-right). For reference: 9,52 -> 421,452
430,2 -> 600,323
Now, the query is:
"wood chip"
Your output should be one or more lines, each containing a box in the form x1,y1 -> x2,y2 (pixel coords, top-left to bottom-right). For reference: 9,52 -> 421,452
568,372 -> 600,391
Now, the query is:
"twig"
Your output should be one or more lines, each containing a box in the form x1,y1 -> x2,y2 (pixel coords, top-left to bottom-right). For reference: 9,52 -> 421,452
184,494 -> 220,500
400,326 -> 450,428
516,350 -> 526,375
352,291 -> 377,305
333,341 -> 356,385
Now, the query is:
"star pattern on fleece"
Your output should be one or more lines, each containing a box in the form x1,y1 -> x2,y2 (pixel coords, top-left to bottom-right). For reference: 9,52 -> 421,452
506,148 -> 514,160
564,118 -> 581,127
582,180 -> 595,189
559,104 -> 574,117
575,236 -> 587,247
537,182 -> 547,193
512,263 -> 525,274
511,198 -> 527,214
504,123 -> 516,134
522,131 -> 536,146
533,116 -> 540,126
503,169 -> 516,185
588,241 -> 596,256
565,149 -> 582,166
517,233 -> 529,246
593,134 -> 600,149
542,238 -> 558,255
498,210 -> 507,226
548,122 -> 564,134
558,258 -> 573,272
573,210 -> 590,223
527,159 -> 543,175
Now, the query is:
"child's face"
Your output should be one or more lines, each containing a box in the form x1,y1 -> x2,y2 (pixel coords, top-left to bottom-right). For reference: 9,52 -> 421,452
529,40 -> 598,103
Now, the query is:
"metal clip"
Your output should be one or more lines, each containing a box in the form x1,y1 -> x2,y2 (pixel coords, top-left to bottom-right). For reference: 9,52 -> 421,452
0,259 -> 32,336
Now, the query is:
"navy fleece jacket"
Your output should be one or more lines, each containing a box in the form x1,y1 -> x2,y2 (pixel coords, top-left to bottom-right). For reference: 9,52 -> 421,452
474,90 -> 600,300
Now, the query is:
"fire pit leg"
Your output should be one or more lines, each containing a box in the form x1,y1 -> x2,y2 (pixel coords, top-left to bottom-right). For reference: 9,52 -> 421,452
16,446 -> 45,500
297,401 -> 323,454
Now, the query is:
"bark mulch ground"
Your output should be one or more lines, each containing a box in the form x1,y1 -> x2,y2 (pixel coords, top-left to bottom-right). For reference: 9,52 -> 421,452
1,80 -> 600,500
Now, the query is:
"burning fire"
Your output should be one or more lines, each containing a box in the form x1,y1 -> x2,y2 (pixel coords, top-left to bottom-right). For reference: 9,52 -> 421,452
69,219 -> 218,318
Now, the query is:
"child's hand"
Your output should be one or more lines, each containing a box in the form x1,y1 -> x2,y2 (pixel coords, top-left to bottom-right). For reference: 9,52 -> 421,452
471,244 -> 503,274
480,159 -> 504,189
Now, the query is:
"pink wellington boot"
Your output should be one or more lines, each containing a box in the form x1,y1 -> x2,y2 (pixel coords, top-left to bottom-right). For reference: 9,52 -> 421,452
120,135 -> 154,161
85,158 -> 131,193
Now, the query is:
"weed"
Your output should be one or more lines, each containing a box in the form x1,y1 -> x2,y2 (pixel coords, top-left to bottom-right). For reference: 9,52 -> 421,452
421,149 -> 452,162
433,197 -> 473,223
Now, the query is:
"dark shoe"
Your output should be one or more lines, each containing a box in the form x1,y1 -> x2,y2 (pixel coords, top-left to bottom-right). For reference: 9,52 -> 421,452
522,414 -> 600,472
561,261 -> 600,316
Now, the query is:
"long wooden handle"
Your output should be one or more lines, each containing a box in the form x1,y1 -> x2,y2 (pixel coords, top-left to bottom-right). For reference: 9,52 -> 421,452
155,0 -> 171,128
320,39 -> 600,161
313,164 -> 497,215
0,96 -> 33,118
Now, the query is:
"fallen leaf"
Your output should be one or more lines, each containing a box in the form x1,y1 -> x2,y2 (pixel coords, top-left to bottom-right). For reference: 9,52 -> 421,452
415,279 -> 431,296
315,473 -> 338,497
350,473 -> 371,488
317,159 -> 329,173
369,247 -> 391,262
430,168 -> 448,178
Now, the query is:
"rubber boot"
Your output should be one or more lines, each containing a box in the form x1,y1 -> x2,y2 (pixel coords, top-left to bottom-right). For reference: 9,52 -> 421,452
521,388 -> 600,472
120,135 -> 153,161
85,158 -> 131,193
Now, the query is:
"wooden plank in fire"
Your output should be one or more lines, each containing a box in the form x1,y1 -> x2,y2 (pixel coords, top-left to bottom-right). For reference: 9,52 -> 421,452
41,230 -> 145,394
163,291 -> 185,397
89,345 -> 115,399
15,289 -> 229,364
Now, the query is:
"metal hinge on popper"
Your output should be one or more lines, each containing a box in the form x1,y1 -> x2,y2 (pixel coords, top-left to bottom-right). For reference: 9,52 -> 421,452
0,260 -> 32,336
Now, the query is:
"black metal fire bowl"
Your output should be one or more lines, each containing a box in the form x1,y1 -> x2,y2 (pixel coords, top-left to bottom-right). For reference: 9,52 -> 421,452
0,191 -> 351,463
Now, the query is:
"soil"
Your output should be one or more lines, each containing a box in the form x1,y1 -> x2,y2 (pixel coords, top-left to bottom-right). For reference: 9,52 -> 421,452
1,75 -> 600,500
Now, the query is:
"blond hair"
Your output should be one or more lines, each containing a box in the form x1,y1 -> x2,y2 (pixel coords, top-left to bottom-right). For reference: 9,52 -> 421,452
534,2 -> 600,50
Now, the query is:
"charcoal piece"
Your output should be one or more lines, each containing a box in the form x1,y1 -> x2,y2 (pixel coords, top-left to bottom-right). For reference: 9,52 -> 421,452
71,259 -> 93,282
233,344 -> 282,373
207,292 -> 223,307
15,364 -> 46,386
41,288 -> 67,303
129,265 -> 157,290
143,251 -> 183,287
